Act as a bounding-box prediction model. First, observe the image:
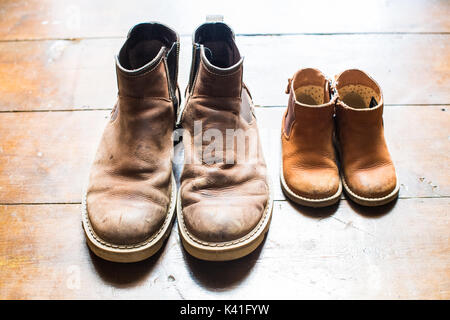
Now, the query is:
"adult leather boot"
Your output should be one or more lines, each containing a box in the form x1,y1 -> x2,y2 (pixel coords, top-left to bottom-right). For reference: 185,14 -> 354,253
82,23 -> 179,262
177,21 -> 273,261
334,69 -> 399,206
281,68 -> 341,207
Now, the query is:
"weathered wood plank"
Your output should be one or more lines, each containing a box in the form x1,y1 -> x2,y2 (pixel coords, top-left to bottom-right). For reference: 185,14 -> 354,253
0,0 -> 448,41
0,106 -> 448,204
244,34 -> 450,107
0,0 -> 447,302
0,34 -> 448,111
0,110 -> 108,203
0,198 -> 448,299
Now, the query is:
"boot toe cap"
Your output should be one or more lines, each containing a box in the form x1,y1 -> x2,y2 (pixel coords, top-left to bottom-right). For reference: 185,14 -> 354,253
86,195 -> 168,246
181,195 -> 269,243
284,168 -> 340,200
344,165 -> 398,200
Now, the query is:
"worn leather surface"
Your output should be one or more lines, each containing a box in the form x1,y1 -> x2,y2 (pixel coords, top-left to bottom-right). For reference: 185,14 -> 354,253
179,22 -> 269,243
281,68 -> 340,200
335,69 -> 397,199
86,23 -> 178,245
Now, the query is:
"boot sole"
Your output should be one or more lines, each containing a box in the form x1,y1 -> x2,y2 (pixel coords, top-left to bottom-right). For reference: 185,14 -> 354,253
177,181 -> 273,261
280,160 -> 342,208
81,174 -> 177,263
341,175 -> 399,207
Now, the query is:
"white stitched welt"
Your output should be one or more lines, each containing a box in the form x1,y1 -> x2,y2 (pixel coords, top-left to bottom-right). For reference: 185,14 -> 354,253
341,174 -> 399,201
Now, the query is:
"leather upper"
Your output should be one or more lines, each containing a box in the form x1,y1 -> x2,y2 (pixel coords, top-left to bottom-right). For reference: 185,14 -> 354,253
281,68 -> 340,200
335,69 -> 397,199
86,23 -> 179,245
179,22 -> 270,243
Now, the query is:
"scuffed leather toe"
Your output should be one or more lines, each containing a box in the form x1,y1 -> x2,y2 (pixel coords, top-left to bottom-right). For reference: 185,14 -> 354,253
87,195 -> 167,246
285,168 -> 340,200
181,195 -> 267,243
344,165 -> 397,199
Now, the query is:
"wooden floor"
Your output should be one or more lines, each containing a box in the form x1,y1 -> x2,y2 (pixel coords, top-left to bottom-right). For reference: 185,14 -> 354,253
0,0 -> 449,299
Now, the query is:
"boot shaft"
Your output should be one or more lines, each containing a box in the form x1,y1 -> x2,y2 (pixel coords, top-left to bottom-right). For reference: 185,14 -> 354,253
115,23 -> 180,109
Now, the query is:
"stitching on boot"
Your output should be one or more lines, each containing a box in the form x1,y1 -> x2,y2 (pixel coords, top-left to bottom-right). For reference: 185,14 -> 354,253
341,174 -> 399,202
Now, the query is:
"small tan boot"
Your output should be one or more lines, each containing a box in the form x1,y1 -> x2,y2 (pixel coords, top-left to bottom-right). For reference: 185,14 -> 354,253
280,68 -> 341,207
334,69 -> 399,206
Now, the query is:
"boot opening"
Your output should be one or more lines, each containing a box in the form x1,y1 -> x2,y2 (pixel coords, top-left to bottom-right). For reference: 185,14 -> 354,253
118,23 -> 177,71
292,68 -> 330,106
194,22 -> 241,68
335,69 -> 382,109
295,86 -> 326,105
338,85 -> 380,109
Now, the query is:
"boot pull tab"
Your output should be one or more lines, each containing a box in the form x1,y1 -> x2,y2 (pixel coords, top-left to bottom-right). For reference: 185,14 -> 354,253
285,78 -> 292,94
206,15 -> 224,22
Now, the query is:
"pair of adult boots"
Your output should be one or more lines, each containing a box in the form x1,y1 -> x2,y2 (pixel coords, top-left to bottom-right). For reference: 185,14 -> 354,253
82,22 -> 273,263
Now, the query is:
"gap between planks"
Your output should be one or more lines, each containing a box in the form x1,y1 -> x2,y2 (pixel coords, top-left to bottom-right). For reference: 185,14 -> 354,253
0,31 -> 450,43
0,105 -> 448,114
2,196 -> 449,206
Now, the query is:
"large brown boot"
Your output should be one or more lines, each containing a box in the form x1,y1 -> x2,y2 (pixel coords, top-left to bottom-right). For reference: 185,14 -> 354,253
82,23 -> 179,262
335,69 -> 399,206
177,22 -> 273,261
281,68 -> 342,207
